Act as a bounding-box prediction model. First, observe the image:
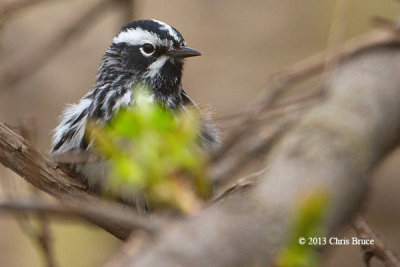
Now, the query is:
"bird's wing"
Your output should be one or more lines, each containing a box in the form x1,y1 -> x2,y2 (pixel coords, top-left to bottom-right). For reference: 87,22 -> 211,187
52,87 -> 133,155
51,98 -> 92,154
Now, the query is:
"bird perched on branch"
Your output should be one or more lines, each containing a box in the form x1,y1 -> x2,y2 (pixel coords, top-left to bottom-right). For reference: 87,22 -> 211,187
51,19 -> 218,196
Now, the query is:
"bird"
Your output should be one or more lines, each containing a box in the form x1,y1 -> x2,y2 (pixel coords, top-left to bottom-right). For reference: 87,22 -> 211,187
51,19 -> 219,199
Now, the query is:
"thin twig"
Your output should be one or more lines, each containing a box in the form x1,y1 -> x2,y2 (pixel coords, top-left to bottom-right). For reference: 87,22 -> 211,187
211,119 -> 292,188
17,212 -> 59,267
352,215 -> 400,267
212,167 -> 263,203
212,89 -> 323,191
14,212 -> 58,267
279,27 -> 400,83
217,89 -> 322,129
0,0 -> 113,88
4,191 -> 58,267
212,25 -> 400,164
212,76 -> 290,162
37,214 -> 57,267
0,197 -> 162,236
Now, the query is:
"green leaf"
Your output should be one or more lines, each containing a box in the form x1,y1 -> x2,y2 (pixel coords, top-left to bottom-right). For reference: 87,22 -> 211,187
89,82 -> 211,213
277,190 -> 330,267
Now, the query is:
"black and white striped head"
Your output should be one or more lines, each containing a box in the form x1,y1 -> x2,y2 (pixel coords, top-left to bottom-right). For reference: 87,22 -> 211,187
101,19 -> 201,96
51,20 -> 216,156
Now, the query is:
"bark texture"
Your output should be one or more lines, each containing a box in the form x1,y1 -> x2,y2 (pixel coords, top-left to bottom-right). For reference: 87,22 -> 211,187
128,45 -> 400,266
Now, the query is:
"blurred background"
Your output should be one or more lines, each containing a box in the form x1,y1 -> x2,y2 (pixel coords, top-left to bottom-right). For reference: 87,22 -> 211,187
0,0 -> 399,266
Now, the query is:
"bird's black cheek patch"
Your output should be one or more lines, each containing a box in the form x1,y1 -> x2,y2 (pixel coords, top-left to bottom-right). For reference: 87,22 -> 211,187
122,45 -> 155,74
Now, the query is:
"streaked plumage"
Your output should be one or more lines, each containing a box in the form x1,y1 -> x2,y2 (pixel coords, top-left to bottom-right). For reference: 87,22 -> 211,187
51,19 -> 218,197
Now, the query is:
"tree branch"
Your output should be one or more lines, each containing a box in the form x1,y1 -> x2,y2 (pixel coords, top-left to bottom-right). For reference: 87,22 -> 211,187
118,43 -> 400,266
0,196 -> 162,235
0,122 -> 161,239
213,176 -> 400,267
211,25 -> 400,165
1,20 -> 400,266
353,215 -> 400,267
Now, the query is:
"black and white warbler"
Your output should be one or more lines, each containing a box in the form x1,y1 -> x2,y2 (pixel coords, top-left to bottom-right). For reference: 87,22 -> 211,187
51,19 -> 218,198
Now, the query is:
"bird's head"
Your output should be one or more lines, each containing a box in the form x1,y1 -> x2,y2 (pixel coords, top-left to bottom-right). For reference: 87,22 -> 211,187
100,19 -> 201,97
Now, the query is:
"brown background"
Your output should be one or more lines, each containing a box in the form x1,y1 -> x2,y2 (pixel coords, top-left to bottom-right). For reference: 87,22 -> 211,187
0,0 -> 399,266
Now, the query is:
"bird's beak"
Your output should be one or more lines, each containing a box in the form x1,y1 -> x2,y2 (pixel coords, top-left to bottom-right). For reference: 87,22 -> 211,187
168,47 -> 201,58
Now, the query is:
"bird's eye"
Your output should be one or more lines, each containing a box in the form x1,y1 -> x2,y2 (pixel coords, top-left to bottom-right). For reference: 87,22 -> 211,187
141,43 -> 155,55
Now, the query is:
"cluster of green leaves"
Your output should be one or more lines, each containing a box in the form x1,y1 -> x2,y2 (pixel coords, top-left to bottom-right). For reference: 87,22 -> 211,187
90,84 -> 211,213
277,190 -> 330,267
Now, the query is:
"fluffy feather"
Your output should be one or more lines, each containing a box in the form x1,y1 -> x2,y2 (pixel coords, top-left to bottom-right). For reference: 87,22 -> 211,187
51,19 -> 218,201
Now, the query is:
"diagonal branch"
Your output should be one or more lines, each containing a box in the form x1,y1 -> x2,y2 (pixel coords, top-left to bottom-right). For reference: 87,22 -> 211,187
212,26 -> 400,164
1,21 -> 400,266
115,43 -> 400,267
0,122 -> 162,240
353,215 -> 400,267
216,179 -> 400,267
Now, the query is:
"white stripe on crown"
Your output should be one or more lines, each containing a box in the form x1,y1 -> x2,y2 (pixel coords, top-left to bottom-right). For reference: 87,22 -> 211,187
151,19 -> 181,42
113,20 -> 182,47
113,27 -> 169,46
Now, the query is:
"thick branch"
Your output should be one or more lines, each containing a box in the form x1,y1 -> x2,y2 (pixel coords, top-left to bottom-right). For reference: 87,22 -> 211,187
123,44 -> 400,266
0,122 -> 159,239
1,21 -> 400,265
